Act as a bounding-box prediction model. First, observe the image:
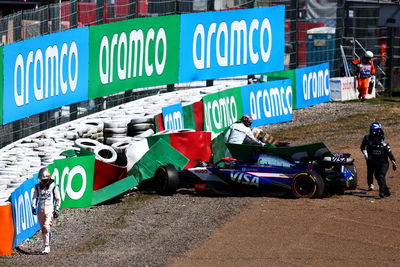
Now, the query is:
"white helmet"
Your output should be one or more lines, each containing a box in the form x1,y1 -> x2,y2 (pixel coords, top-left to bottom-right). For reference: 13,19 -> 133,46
364,51 -> 373,58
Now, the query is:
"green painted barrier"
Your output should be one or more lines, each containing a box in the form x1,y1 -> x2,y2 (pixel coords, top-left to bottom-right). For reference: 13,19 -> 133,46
129,139 -> 189,182
202,87 -> 244,134
88,15 -> 181,99
91,176 -> 138,206
48,150 -> 95,209
226,142 -> 333,163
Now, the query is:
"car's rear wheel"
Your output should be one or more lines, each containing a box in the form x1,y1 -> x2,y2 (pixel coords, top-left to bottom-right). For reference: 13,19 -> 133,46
292,172 -> 325,198
154,165 -> 179,196
345,164 -> 358,190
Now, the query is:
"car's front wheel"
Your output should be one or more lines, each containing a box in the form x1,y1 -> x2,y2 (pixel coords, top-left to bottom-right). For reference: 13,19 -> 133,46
154,165 -> 180,196
292,172 -> 325,198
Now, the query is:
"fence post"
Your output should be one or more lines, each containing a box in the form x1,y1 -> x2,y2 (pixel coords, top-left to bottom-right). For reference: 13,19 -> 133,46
97,0 -> 105,24
50,4 -> 60,33
290,0 -> 298,69
387,27 -> 394,96
334,0 -> 345,77
167,84 -> 175,92
70,0 -> 78,29
40,6 -> 49,36
128,0 -> 136,19
13,12 -> 22,42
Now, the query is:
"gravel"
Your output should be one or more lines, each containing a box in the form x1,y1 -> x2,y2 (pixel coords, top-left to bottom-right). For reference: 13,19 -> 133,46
0,100 -> 380,266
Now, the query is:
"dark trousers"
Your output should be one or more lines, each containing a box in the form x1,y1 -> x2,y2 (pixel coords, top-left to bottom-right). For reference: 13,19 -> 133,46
366,160 -> 389,194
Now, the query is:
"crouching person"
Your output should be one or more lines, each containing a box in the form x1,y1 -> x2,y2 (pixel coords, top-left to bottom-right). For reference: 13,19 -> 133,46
224,115 -> 264,145
32,167 -> 61,254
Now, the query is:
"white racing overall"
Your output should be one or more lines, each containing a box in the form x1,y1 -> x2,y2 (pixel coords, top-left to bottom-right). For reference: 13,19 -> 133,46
224,122 -> 263,145
32,181 -> 61,249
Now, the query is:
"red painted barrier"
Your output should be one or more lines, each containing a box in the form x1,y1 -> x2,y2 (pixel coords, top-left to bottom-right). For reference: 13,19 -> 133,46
169,132 -> 212,168
93,160 -> 128,190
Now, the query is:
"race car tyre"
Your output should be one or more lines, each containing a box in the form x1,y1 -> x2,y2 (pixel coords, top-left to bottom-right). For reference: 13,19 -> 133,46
292,171 -> 325,198
345,164 -> 358,190
154,165 -> 179,196
130,117 -> 154,124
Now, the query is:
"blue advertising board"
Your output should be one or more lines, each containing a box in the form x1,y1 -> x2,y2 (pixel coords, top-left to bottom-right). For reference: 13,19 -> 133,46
295,63 -> 330,109
10,175 -> 40,248
162,103 -> 184,130
241,79 -> 293,126
178,6 -> 285,83
3,27 -> 89,124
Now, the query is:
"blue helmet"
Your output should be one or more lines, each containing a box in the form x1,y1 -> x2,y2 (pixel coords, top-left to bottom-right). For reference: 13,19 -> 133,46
370,122 -> 382,131
370,122 -> 384,140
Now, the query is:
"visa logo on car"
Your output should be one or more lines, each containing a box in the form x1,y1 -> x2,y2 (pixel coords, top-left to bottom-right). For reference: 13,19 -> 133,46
230,172 -> 259,187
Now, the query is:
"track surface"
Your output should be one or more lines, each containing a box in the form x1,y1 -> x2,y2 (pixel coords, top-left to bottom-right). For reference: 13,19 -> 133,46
170,144 -> 400,267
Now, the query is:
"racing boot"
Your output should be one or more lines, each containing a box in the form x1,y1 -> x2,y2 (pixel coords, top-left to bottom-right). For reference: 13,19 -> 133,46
368,184 -> 375,191
42,246 -> 50,254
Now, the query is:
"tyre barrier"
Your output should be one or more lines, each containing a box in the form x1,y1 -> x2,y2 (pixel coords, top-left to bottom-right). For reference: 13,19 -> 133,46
127,121 -> 155,137
94,145 -> 117,164
78,119 -> 104,142
110,140 -> 136,166
103,119 -> 129,145
135,129 -> 155,138
74,138 -> 102,152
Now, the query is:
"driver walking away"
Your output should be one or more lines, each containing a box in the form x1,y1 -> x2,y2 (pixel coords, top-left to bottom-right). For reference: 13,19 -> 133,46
360,122 -> 397,198
224,115 -> 264,145
32,167 -> 61,254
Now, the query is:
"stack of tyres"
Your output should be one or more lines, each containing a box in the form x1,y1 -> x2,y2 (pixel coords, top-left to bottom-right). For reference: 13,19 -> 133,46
78,120 -> 105,143
74,138 -> 117,164
127,117 -> 155,137
103,120 -> 130,145
63,119 -> 104,143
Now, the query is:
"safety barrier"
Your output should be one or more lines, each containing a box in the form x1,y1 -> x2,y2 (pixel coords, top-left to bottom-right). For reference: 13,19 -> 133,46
0,60 -> 332,255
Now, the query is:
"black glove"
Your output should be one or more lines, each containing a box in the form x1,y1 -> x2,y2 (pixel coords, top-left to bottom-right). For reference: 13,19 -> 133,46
32,207 -> 37,215
392,160 -> 397,171
53,210 -> 60,219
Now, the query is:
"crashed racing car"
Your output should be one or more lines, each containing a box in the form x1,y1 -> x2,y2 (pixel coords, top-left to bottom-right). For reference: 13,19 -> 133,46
151,143 -> 357,198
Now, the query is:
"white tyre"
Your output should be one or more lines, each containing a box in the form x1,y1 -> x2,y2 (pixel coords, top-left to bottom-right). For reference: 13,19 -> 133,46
111,141 -> 132,154
130,117 -> 155,124
80,119 -> 104,132
74,138 -> 102,152
128,123 -> 154,131
135,129 -> 155,138
104,128 -> 128,134
94,146 -> 117,164
104,120 -> 128,128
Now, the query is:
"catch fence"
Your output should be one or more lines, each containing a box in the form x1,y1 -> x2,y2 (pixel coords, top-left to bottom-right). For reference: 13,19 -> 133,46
0,0 -> 399,148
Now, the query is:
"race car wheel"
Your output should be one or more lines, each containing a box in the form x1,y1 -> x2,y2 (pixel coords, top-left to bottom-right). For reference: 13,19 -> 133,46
154,165 -> 179,196
292,172 -> 325,198
345,164 -> 358,190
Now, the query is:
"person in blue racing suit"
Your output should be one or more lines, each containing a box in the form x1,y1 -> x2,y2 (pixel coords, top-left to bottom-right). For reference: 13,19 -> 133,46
360,122 -> 397,198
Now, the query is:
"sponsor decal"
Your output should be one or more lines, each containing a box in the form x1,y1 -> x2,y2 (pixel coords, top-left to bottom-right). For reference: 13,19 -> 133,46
98,28 -> 167,85
162,103 -> 184,130
241,79 -> 292,126
11,176 -> 41,248
230,172 -> 259,187
3,27 -> 89,124
89,16 -> 180,99
179,6 -> 285,82
296,63 -> 330,108
203,87 -> 244,134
